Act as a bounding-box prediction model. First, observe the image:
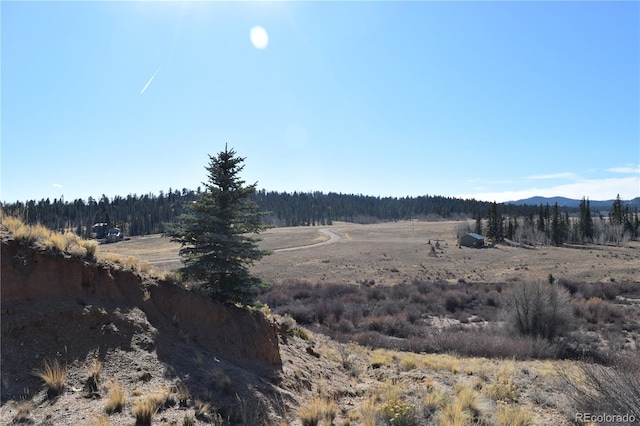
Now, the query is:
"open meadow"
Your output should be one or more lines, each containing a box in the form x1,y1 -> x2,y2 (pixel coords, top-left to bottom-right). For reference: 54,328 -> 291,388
101,220 -> 640,286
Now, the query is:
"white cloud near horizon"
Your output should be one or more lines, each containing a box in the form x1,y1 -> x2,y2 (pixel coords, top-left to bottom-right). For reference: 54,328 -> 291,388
467,171 -> 578,186
459,176 -> 640,203
606,165 -> 640,174
52,183 -> 63,188
525,172 -> 577,180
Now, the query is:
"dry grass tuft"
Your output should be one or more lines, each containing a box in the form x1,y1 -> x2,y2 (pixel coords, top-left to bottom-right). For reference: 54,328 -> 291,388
34,359 -> 66,398
79,238 -> 99,258
1,215 -> 47,243
358,393 -> 378,426
132,389 -> 171,426
400,355 -> 417,371
148,387 -> 173,410
209,368 -> 232,394
494,402 -> 533,426
89,359 -> 102,378
370,349 -> 393,368
133,396 -> 158,426
484,363 -> 519,403
193,351 -> 204,367
85,360 -> 102,393
421,353 -> 462,374
381,399 -> 416,425
104,381 -> 126,414
100,253 -> 152,274
194,399 -> 212,421
1,214 -> 98,259
156,270 -> 183,283
174,384 -> 190,407
91,414 -> 113,426
12,402 -> 31,423
298,396 -> 337,426
439,385 -> 482,426
379,381 -> 404,403
439,403 -> 471,426
456,386 -> 481,417
424,387 -> 448,414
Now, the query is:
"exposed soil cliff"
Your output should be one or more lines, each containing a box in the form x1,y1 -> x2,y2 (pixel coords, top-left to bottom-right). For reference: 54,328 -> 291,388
1,237 -> 280,400
0,233 -> 361,425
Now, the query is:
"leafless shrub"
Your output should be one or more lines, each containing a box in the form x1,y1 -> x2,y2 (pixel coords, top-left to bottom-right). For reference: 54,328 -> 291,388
503,280 -> 573,340
364,315 -> 411,338
562,353 -> 640,421
558,280 -> 640,306
332,318 -> 354,334
260,278 -> 633,361
286,302 -> 317,325
573,297 -> 623,324
444,291 -> 468,312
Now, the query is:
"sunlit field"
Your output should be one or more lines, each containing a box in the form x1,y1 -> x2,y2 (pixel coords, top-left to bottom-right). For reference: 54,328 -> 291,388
101,220 -> 640,286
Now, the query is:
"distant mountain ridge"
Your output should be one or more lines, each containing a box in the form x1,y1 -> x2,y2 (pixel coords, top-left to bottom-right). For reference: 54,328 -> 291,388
508,196 -> 640,209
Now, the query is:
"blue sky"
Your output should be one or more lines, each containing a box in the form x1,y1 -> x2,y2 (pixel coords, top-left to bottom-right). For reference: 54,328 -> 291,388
2,1 -> 639,204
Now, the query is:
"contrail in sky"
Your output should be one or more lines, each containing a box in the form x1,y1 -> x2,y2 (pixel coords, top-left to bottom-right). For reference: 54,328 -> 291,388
140,67 -> 161,94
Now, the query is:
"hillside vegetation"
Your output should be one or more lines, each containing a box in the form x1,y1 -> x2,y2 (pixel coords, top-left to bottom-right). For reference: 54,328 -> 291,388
2,215 -> 640,425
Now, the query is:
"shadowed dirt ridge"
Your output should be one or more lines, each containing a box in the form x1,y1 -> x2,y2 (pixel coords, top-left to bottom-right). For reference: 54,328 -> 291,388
1,236 -> 294,423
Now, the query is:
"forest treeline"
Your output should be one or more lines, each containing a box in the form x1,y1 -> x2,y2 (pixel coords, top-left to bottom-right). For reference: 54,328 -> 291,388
461,196 -> 640,247
1,189 -> 638,245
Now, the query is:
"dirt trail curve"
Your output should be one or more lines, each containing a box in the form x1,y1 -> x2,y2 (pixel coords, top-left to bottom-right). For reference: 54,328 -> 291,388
148,229 -> 342,265
274,229 -> 342,252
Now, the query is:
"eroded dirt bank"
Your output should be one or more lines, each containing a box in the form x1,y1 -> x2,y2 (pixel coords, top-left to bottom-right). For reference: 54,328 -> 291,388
1,238 -> 281,401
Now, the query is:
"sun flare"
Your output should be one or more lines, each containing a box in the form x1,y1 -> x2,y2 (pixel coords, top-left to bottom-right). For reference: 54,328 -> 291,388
250,26 -> 269,49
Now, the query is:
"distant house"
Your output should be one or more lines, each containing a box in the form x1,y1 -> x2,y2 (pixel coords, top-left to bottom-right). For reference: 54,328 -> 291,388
460,232 -> 485,248
91,222 -> 109,239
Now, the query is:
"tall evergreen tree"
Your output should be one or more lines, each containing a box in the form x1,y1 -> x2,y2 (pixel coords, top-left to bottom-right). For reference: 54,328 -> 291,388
474,213 -> 482,235
506,217 -> 514,240
610,194 -> 624,225
164,146 -> 271,304
537,204 -> 545,234
578,197 -> 593,242
485,202 -> 503,242
623,205 -> 633,236
550,203 -> 565,246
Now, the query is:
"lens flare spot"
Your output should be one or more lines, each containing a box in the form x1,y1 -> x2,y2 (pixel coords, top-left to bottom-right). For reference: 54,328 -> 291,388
250,26 -> 269,49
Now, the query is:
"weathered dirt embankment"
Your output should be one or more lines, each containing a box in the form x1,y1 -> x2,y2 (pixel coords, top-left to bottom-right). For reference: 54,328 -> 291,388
1,238 -> 281,401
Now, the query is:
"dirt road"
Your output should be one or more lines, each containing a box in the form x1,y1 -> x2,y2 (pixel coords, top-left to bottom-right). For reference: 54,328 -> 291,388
274,229 -> 341,252
141,228 -> 342,267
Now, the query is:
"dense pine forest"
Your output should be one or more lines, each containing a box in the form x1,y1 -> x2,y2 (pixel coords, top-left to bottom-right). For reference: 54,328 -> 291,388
1,190 -> 638,246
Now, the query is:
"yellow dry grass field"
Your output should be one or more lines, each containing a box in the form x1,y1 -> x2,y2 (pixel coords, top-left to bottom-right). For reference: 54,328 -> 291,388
101,220 -> 640,286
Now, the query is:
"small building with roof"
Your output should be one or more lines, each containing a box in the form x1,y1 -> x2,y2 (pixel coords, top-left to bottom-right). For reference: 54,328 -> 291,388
460,232 -> 485,248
